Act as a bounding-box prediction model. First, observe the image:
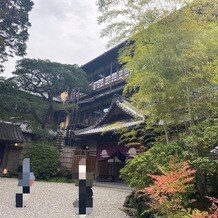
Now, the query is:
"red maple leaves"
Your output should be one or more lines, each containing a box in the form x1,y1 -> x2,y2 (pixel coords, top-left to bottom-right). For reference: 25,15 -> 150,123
144,161 -> 196,196
138,161 -> 196,215
138,160 -> 218,218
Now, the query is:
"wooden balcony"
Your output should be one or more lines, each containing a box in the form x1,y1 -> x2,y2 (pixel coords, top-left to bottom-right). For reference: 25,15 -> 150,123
65,69 -> 129,103
91,69 -> 129,91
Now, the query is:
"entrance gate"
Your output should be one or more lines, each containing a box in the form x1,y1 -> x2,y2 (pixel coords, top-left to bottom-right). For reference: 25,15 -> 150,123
72,150 -> 96,176
71,149 -> 125,182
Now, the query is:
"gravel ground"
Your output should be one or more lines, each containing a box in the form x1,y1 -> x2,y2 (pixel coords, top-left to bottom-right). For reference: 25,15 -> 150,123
0,178 -> 131,218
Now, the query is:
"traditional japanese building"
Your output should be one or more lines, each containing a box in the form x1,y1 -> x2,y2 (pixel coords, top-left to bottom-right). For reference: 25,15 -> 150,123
58,43 -> 147,182
72,95 -> 144,181
68,42 -> 128,129
0,122 -> 33,174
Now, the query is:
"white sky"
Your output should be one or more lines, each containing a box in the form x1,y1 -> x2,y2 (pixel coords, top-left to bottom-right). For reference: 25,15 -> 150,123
3,0 -> 108,78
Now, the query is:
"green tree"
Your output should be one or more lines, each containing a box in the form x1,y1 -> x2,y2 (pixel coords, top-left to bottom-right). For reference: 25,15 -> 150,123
120,1 -> 217,143
0,76 -> 60,130
120,142 -> 186,188
120,120 -> 218,208
0,0 -> 34,71
98,0 -> 217,142
97,0 -> 194,46
99,0 -> 218,211
139,161 -> 196,217
0,77 -> 24,119
182,119 -> 218,205
25,142 -> 59,180
10,59 -> 89,129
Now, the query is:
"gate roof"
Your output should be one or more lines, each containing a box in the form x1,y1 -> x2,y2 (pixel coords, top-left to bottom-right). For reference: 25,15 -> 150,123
0,122 -> 25,142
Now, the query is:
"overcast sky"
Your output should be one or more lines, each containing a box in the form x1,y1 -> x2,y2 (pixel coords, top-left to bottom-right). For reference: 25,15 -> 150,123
3,0 -> 108,78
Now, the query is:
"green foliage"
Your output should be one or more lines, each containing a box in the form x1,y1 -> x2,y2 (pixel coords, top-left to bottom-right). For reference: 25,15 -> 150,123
25,142 -> 59,180
118,124 -> 156,148
0,59 -> 90,129
120,142 -> 185,188
0,0 -> 34,71
182,119 -> 218,174
98,0 -> 217,143
97,0 -> 192,47
98,0 -> 218,215
121,119 -> 218,210
12,59 -> 89,96
184,119 -> 218,154
121,3 -> 217,141
0,77 -> 54,129
182,119 -> 218,200
54,103 -> 78,114
32,128 -> 56,143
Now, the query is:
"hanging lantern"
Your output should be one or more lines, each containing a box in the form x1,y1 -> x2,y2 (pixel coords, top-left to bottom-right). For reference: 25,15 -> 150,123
3,168 -> 8,175
127,148 -> 137,157
100,149 -> 109,158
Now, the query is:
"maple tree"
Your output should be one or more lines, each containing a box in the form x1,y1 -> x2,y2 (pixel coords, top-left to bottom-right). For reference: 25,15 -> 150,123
139,161 -> 196,216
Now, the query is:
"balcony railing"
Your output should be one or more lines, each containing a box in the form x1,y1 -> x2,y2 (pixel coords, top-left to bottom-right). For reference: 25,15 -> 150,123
63,69 -> 129,102
91,69 -> 129,91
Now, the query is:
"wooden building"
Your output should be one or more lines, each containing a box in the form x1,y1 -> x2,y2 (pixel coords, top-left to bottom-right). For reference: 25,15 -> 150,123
68,42 -> 128,129
71,96 -> 144,181
57,42 -> 146,181
0,122 -> 33,173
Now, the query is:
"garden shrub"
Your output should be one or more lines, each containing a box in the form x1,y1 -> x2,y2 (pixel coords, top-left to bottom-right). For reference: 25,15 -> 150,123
120,141 -> 185,189
25,142 -> 59,179
139,161 -> 196,217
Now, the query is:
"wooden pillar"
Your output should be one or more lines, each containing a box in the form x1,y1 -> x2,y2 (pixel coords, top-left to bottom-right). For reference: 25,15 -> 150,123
71,149 -> 75,173
91,78 -> 94,89
116,65 -> 119,78
110,63 -> 113,91
103,67 -> 106,85
1,144 -> 9,170
94,159 -> 98,181
112,156 -> 115,182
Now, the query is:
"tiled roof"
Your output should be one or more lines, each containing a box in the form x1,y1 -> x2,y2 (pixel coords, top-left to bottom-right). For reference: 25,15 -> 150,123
0,122 -> 25,142
74,120 -> 143,136
96,96 -> 144,126
74,96 -> 144,136
19,123 -> 33,133
115,98 -> 144,120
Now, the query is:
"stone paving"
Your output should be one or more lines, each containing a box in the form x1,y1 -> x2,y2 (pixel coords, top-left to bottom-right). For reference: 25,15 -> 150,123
0,178 -> 131,218
93,181 -> 132,191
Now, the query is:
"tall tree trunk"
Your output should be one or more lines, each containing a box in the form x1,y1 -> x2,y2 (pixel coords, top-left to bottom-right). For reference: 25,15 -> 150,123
195,144 -> 209,208
186,84 -> 194,128
43,98 -> 53,129
196,172 -> 209,208
163,121 -> 169,144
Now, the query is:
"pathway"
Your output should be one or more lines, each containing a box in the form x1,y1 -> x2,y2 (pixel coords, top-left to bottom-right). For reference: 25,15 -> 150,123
0,178 -> 131,218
